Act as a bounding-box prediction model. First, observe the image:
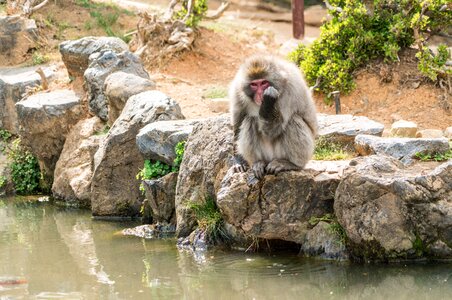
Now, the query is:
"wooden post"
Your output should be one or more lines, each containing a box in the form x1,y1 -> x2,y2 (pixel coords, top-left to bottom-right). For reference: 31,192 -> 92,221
292,0 -> 305,39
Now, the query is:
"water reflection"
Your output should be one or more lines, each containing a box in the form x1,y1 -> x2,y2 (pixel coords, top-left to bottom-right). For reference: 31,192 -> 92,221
0,197 -> 451,299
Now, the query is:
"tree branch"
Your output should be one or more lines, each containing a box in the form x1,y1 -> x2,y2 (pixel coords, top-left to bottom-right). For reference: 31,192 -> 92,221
204,1 -> 230,20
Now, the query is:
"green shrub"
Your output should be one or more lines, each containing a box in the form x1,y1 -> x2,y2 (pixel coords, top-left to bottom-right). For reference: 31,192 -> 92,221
8,139 -> 41,195
414,149 -> 452,161
31,52 -> 50,65
172,141 -> 186,171
174,0 -> 208,28
289,0 -> 451,96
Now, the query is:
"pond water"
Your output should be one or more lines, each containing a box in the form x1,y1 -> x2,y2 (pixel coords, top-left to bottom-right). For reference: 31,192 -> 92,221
1,197 -> 451,299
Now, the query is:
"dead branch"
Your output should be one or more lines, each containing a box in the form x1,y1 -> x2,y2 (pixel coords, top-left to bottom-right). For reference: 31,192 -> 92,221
205,1 -> 230,20
35,67 -> 48,90
324,0 -> 343,13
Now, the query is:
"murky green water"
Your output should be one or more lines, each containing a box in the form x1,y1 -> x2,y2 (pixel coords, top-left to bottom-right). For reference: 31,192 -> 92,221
1,197 -> 451,299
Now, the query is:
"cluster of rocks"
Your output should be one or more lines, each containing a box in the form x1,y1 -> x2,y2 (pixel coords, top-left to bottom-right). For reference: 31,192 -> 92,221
1,35 -> 450,262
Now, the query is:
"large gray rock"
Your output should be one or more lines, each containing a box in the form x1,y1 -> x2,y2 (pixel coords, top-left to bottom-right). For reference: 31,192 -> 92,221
142,172 -> 179,225
104,71 -> 156,126
335,155 -> 452,261
0,66 -> 54,134
16,89 -> 82,185
59,37 -> 128,78
91,91 -> 184,217
216,161 -> 347,245
84,50 -> 149,121
300,221 -> 349,260
355,134 -> 450,164
136,119 -> 200,165
52,117 -> 106,207
0,16 -> 38,66
317,114 -> 384,147
175,115 -> 235,237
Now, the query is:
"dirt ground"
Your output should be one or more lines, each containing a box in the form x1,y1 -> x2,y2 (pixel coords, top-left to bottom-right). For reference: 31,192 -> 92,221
26,1 -> 452,131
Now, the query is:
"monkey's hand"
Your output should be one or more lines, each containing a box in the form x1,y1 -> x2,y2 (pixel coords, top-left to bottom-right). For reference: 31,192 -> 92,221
252,160 -> 267,180
232,154 -> 249,173
259,86 -> 280,121
266,159 -> 300,175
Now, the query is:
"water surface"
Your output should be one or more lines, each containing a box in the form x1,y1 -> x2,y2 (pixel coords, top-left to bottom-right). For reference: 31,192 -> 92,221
1,197 -> 451,299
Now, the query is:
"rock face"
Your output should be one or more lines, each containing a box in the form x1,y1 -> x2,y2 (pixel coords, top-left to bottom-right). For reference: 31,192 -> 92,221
59,37 -> 128,78
300,221 -> 348,260
136,119 -> 200,165
0,16 -> 38,66
355,134 -> 450,164
52,117 -> 106,207
142,172 -> 179,224
91,91 -> 184,217
84,50 -> 149,121
104,71 -> 156,125
335,156 -> 452,261
390,120 -> 417,137
216,161 -> 347,244
175,115 -> 235,237
0,66 -> 54,134
16,89 -> 82,185
317,114 -> 384,147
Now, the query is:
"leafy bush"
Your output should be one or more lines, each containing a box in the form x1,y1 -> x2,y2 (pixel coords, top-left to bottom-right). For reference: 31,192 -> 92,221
289,0 -> 451,96
8,139 -> 41,195
414,149 -> 452,161
174,0 -> 208,28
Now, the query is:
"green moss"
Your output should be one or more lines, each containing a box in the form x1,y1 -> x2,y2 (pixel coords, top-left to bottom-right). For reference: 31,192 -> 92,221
309,214 -> 347,245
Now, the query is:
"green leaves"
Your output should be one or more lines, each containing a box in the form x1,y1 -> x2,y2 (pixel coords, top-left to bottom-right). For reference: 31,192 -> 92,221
174,0 -> 208,28
8,139 -> 41,195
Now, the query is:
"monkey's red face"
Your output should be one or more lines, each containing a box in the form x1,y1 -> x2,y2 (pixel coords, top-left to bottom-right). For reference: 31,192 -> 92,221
250,79 -> 270,105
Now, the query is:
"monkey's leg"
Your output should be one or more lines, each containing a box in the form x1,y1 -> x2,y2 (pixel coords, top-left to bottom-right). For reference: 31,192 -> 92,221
266,159 -> 300,175
232,154 -> 249,173
252,160 -> 267,179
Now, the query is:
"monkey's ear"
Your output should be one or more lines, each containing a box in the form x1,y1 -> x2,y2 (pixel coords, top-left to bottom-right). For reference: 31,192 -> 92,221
264,86 -> 280,99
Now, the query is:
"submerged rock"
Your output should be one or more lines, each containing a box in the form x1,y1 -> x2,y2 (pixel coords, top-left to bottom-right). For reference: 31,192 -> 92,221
59,36 -> 128,78
335,155 -> 452,261
317,114 -> 384,147
142,172 -> 178,224
91,91 -> 184,217
121,223 -> 176,239
85,50 -> 149,121
355,134 -> 450,164
175,115 -> 235,237
104,71 -> 155,126
16,89 -> 82,185
136,119 -> 200,165
52,117 -> 106,207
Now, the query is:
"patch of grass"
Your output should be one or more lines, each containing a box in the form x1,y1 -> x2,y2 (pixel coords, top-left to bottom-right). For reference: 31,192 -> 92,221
309,213 -> 347,245
313,137 -> 353,161
203,86 -> 228,99
31,52 -> 50,65
414,149 -> 452,162
0,175 -> 6,189
94,125 -> 110,136
187,197 -> 228,243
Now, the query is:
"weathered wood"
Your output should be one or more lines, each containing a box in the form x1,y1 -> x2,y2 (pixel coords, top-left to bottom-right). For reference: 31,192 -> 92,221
291,0 -> 304,39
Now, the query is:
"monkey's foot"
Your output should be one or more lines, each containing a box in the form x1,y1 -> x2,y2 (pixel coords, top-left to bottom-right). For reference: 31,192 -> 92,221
252,161 -> 267,179
266,159 -> 300,175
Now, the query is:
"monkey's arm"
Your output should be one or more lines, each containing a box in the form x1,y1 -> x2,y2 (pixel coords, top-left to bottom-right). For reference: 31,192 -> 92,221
259,87 -> 284,137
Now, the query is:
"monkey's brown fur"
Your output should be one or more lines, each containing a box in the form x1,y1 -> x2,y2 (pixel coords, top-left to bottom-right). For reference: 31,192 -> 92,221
229,55 -> 318,179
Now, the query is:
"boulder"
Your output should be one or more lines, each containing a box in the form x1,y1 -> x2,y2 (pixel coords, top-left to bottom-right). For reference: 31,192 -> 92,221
59,36 -> 128,78
355,134 -> 450,164
0,16 -> 38,66
175,115 -> 235,237
16,89 -> 82,185
52,117 -> 106,207
141,172 -> 178,224
216,160 -> 347,245
121,224 -> 176,239
104,71 -> 155,126
91,91 -> 184,217
136,119 -> 200,165
300,221 -> 349,260
416,129 -> 444,138
445,127 -> 452,139
207,98 -> 229,113
390,120 -> 417,137
335,155 -> 452,261
317,114 -> 384,147
0,66 -> 54,134
84,50 -> 149,121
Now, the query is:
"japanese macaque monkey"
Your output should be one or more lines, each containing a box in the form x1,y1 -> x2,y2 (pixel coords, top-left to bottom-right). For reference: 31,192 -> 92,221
229,55 -> 318,179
